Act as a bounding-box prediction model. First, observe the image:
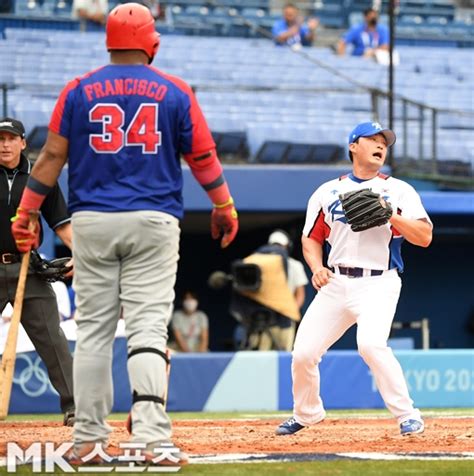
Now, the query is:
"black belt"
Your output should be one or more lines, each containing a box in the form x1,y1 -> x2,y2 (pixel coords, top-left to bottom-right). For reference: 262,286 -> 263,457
1,253 -> 21,264
334,266 -> 384,278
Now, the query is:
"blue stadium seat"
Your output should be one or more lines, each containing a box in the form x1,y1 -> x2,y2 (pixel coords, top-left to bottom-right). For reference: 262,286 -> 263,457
316,4 -> 346,29
399,14 -> 425,25
11,108 -> 51,136
240,7 -> 266,18
26,125 -> 48,151
256,140 -> 346,165
312,144 -> 346,163
184,5 -> 209,16
256,141 -> 290,163
285,143 -> 315,163
214,131 -> 249,160
0,29 -> 472,166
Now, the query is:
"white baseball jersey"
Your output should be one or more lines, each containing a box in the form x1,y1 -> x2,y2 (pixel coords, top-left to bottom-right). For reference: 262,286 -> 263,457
303,173 -> 432,272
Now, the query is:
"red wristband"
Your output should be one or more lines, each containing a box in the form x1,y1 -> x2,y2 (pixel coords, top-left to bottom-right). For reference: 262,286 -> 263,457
208,183 -> 232,207
20,186 -> 47,211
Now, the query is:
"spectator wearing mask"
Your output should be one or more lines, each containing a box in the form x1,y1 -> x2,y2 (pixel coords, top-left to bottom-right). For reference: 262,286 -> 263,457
171,291 -> 209,352
337,8 -> 389,58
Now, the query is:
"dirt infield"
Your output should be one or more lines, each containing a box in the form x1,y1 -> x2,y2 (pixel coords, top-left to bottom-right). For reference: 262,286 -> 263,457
0,417 -> 472,456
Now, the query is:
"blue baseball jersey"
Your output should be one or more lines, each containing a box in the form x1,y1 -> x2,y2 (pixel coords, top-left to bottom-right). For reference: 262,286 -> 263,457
343,23 -> 389,56
49,65 -> 215,219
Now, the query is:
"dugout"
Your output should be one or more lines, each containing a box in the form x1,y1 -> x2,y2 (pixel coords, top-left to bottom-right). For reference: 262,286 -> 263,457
47,165 -> 473,351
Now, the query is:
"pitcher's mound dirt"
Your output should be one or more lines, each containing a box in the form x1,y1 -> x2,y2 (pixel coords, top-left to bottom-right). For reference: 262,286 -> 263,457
0,417 -> 472,456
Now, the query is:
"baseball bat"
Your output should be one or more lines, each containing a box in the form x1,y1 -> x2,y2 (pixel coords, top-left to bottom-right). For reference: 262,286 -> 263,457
0,212 -> 39,420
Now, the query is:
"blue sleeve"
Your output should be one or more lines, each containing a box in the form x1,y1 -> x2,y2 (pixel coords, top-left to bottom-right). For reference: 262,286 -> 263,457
300,24 -> 312,46
378,25 -> 389,45
343,25 -> 358,44
300,24 -> 310,36
272,20 -> 286,39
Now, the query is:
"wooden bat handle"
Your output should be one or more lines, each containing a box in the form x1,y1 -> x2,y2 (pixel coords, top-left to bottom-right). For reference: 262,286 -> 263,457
0,211 -> 39,420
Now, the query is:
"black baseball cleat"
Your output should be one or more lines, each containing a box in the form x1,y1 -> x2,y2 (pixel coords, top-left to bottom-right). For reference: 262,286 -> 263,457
63,409 -> 75,427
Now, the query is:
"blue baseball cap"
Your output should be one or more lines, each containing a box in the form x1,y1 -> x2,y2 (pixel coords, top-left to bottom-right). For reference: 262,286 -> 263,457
348,122 -> 396,147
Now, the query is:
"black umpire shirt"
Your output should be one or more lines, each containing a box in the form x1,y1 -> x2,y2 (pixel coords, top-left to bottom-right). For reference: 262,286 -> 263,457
0,153 -> 70,254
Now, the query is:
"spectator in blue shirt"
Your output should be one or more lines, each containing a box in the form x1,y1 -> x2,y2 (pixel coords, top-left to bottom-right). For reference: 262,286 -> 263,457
337,8 -> 389,57
272,3 -> 319,48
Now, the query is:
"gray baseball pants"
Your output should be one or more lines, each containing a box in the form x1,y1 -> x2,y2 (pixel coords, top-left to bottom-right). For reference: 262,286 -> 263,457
71,210 -> 180,447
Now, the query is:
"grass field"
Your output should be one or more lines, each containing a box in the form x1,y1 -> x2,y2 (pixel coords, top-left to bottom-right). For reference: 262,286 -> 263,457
2,460 -> 473,476
1,408 -> 472,475
5,407 -> 474,421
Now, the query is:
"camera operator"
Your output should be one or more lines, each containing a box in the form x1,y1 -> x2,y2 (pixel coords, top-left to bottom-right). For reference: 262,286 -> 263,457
246,230 -> 308,351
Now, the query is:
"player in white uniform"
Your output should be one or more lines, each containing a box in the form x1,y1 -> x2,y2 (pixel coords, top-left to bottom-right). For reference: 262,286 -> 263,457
276,122 -> 433,436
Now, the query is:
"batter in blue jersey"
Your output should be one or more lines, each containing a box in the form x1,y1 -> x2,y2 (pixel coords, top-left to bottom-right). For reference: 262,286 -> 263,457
12,2 -> 238,467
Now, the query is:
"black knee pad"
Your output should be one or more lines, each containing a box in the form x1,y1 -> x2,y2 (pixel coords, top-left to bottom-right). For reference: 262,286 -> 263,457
127,347 -> 170,433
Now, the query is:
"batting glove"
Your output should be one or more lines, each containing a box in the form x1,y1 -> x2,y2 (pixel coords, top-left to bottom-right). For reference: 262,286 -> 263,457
211,197 -> 239,248
11,207 -> 40,253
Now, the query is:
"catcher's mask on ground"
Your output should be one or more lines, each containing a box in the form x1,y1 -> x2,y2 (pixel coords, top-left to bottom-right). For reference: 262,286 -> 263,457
106,3 -> 160,63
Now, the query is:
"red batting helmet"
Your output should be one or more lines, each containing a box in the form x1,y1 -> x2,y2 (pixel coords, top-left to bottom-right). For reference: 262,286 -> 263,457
106,3 -> 160,62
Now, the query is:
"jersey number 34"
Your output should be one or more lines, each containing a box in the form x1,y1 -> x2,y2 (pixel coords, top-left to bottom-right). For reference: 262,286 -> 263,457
89,103 -> 161,154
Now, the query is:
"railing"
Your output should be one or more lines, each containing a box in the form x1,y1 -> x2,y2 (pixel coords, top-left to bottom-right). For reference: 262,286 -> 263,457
371,89 -> 474,187
1,83 -> 8,117
1,5 -> 473,188
392,318 -> 430,350
2,80 -> 473,188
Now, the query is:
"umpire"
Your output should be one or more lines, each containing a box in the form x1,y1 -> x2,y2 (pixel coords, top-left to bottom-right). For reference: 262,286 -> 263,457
0,117 -> 74,425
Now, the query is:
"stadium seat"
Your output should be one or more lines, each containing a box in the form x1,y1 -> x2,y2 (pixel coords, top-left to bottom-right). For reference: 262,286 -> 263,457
255,141 -> 290,164
184,5 -> 209,16
241,7 -> 266,18
213,131 -> 249,161
286,143 -> 315,163
26,125 -> 48,152
0,29 -> 472,168
312,144 -> 346,164
316,3 -> 346,29
255,141 -> 345,164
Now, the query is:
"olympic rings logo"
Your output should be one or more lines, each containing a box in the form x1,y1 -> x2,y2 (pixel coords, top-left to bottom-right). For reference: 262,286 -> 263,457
12,354 -> 58,398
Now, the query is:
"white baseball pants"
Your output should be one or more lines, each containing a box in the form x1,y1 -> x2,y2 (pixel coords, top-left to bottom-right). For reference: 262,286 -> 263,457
292,270 -> 421,426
